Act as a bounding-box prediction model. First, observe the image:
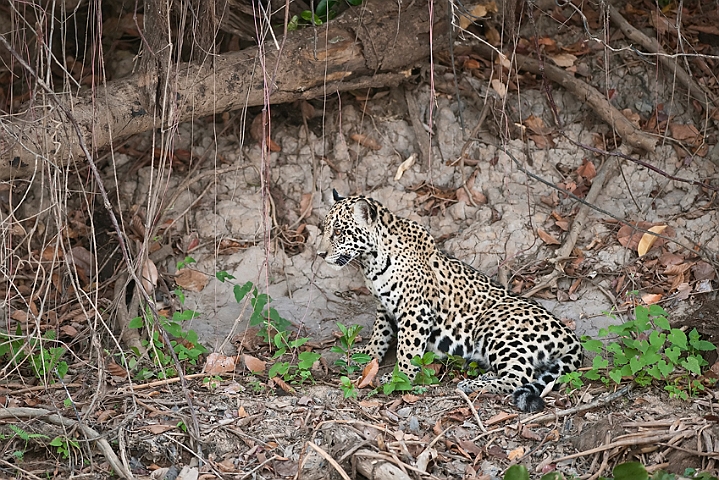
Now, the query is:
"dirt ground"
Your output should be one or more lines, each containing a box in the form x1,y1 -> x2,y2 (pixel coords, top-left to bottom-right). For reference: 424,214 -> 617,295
1,0 -> 719,478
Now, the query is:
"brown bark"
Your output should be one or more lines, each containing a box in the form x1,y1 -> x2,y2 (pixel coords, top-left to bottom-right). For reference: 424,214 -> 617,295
0,0 -> 447,181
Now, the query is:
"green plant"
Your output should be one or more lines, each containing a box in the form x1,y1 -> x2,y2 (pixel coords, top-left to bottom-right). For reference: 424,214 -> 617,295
128,291 -> 207,380
234,281 -> 291,343
176,256 -> 196,269
410,352 -> 440,385
49,436 -> 79,459
268,331 -> 321,385
203,375 -> 222,389
559,305 -> 715,399
382,365 -> 413,394
331,323 -> 372,376
0,327 -> 68,381
339,376 -> 358,399
6,425 -> 49,461
287,0 -> 363,30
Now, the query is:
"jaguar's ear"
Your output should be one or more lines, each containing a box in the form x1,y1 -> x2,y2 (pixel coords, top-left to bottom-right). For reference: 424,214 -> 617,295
353,199 -> 377,227
332,189 -> 344,202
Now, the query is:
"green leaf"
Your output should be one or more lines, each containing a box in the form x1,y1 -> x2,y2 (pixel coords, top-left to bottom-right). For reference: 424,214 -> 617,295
582,339 -> 604,353
668,329 -> 688,350
128,316 -> 145,329
630,356 -> 642,374
608,368 -> 624,384
503,464 -> 530,480
216,271 -> 235,282
612,461 -> 648,480
539,473 -> 564,480
665,346 -> 681,364
173,309 -> 199,322
592,355 -> 609,369
648,304 -> 667,318
269,361 -> 290,378
649,330 -> 665,349
584,369 -> 600,380
634,305 -> 649,323
56,361 -> 68,379
682,356 -> 702,376
234,281 -> 254,303
298,351 -> 321,370
653,315 -> 670,331
49,437 -> 64,447
352,353 -> 372,364
657,359 -> 674,378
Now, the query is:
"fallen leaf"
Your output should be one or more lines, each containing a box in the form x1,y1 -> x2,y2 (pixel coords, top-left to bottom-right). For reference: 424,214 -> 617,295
576,159 -> 596,180
175,268 -> 209,292
540,191 -> 559,207
141,258 -> 158,294
486,445 -> 508,460
550,53 -> 577,67
555,219 -> 571,231
242,354 -> 266,374
106,361 -> 128,378
60,325 -> 78,337
637,225 -> 667,256
238,406 -> 249,418
692,262 -> 715,281
621,108 -> 641,127
491,79 -> 507,98
538,228 -> 561,245
143,424 -> 175,434
520,425 -> 542,441
459,2 -> 498,29
524,115 -> 551,135
350,133 -> 381,150
485,411 -> 516,426
664,263 -> 692,276
401,393 -> 420,403
204,352 -> 236,374
299,193 -> 313,218
507,446 -> 525,461
272,376 -> 296,394
394,154 -> 417,181
669,122 -> 701,143
357,358 -> 379,388
674,283 -> 691,301
641,293 -> 662,305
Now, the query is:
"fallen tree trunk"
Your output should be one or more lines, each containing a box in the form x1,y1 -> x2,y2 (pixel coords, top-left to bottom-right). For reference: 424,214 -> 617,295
0,0 -> 447,181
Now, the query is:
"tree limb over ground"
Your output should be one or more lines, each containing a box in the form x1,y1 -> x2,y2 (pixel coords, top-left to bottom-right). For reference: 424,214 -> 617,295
0,0 -> 448,181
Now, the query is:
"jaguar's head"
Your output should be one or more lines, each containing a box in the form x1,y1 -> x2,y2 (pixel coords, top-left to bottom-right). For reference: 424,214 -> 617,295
317,190 -> 379,269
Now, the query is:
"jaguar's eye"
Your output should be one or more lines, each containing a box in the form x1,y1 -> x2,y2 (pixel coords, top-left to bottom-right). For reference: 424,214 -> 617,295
333,228 -> 341,237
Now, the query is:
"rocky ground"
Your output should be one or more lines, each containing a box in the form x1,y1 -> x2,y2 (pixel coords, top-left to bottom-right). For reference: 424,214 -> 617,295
1,0 -> 719,478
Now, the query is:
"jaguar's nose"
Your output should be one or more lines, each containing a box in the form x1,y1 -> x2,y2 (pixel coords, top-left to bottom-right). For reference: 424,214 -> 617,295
318,251 -> 327,259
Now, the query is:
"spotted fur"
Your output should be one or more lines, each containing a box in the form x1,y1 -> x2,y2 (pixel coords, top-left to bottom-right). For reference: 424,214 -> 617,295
318,191 -> 582,412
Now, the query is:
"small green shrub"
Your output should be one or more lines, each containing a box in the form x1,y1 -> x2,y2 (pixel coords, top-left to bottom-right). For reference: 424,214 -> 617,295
0,327 -> 68,381
411,352 -> 440,385
560,305 -> 716,399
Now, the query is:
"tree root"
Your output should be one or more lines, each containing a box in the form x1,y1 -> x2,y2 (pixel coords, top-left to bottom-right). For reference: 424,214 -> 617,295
473,44 -> 657,152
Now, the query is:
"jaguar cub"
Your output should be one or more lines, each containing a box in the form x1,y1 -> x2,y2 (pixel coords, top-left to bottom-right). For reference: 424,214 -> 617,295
318,191 -> 582,412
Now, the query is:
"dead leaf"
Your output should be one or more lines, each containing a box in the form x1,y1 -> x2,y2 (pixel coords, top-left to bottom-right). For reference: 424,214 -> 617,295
60,325 -> 78,337
106,361 -> 128,379
485,411 -> 516,426
692,262 -> 715,281
491,79 -> 507,98
524,115 -> 551,135
350,133 -> 381,150
143,424 -> 175,434
242,354 -> 266,374
272,376 -> 296,394
540,191 -> 559,207
669,122 -> 701,143
674,283 -> 691,301
637,225 -> 667,256
664,263 -> 692,276
576,159 -> 597,180
175,268 -> 209,292
520,425 -> 543,441
538,228 -> 561,245
140,258 -> 158,294
358,358 -> 379,388
299,193 -> 313,218
641,293 -> 662,305
621,109 -> 642,128
401,393 -> 420,403
555,219 -> 571,231
507,446 -> 525,461
394,154 -> 417,181
204,352 -> 236,374
486,445 -> 508,460
550,53 -> 577,67
458,2 -> 498,29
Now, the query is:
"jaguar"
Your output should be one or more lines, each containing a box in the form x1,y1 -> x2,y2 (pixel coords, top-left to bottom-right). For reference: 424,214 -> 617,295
318,190 -> 582,412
